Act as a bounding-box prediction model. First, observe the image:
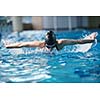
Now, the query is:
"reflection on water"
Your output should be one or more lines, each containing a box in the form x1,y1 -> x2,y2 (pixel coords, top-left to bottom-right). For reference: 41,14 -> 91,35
0,30 -> 100,83
0,52 -> 51,83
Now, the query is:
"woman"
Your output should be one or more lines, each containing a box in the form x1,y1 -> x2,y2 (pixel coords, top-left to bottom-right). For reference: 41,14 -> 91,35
5,31 -> 97,51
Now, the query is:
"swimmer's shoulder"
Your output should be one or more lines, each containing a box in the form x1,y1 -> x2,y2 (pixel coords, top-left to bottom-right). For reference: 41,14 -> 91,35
39,40 -> 45,48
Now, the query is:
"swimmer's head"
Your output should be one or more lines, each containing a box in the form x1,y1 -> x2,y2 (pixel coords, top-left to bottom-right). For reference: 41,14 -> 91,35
45,31 -> 57,49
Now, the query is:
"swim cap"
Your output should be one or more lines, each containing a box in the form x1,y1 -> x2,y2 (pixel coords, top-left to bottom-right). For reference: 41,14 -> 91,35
45,31 -> 57,48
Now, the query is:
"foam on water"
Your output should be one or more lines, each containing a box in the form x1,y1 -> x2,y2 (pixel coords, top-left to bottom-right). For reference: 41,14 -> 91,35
73,33 -> 98,53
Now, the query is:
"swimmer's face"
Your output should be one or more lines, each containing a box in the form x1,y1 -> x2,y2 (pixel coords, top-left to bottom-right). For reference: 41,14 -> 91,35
45,31 -> 57,50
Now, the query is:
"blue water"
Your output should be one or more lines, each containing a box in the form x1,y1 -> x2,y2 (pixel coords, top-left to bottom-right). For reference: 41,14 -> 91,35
0,29 -> 100,83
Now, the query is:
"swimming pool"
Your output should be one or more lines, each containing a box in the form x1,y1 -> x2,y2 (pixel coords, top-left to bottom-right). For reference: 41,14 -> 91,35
0,29 -> 100,83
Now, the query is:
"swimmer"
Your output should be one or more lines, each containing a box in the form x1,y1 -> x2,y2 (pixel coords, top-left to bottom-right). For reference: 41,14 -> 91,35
5,31 -> 98,51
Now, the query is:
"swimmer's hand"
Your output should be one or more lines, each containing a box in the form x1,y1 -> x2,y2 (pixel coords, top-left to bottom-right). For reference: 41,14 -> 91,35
5,43 -> 21,48
2,40 -> 12,48
77,32 -> 98,44
87,32 -> 98,40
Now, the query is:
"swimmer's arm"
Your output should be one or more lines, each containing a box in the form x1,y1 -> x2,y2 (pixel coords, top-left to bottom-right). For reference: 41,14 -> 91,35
56,39 -> 94,50
59,32 -> 97,45
5,41 -> 45,48
60,39 -> 95,45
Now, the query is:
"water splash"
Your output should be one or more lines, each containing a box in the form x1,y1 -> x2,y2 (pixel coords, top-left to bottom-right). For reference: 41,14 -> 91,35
72,33 -> 98,53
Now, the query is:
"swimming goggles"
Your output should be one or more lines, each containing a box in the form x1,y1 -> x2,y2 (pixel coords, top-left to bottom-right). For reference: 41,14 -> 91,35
46,43 -> 56,48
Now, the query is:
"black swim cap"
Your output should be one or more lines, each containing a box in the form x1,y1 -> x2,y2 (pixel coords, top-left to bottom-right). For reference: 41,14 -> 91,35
45,31 -> 57,48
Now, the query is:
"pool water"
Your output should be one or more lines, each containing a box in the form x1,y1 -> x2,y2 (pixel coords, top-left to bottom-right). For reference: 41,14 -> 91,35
0,30 -> 100,83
